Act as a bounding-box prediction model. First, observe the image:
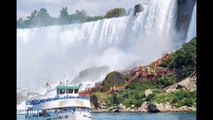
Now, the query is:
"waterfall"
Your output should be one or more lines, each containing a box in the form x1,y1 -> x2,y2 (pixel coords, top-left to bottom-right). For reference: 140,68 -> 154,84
186,2 -> 196,42
17,0 -> 194,88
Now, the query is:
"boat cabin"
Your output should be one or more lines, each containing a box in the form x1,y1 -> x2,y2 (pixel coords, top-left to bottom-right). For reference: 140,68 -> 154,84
56,85 -> 80,97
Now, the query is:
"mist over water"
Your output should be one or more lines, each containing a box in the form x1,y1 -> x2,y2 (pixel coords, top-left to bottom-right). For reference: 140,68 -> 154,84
17,0 -> 195,88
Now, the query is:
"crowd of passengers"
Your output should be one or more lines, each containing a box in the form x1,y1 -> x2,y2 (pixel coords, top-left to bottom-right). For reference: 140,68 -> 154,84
26,95 -> 89,105
26,107 -> 91,117
46,107 -> 91,116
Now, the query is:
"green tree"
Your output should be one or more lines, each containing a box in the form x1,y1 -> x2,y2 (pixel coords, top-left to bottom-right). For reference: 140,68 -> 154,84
105,8 -> 126,18
23,10 -> 37,27
17,17 -> 24,28
75,10 -> 87,17
60,7 -> 69,18
37,8 -> 49,17
35,8 -> 54,26
27,10 -> 37,21
69,9 -> 88,23
160,38 -> 196,81
59,7 -> 69,24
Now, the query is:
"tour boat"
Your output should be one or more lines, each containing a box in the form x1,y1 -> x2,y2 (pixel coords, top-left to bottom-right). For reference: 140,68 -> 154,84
25,84 -> 92,120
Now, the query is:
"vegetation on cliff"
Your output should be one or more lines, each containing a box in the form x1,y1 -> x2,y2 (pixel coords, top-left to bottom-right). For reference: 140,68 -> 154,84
17,7 -> 128,28
160,37 -> 196,81
104,8 -> 126,18
90,37 -> 196,111
100,71 -> 131,92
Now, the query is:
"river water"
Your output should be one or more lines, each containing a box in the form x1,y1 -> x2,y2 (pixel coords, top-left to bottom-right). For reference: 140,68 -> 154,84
17,112 -> 196,120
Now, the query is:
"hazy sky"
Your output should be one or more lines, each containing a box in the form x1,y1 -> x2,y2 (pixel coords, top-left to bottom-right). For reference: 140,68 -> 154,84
17,0 -> 149,19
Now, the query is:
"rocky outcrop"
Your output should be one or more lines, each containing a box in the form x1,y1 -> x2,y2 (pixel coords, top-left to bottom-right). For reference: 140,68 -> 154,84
164,74 -> 196,93
113,104 -> 135,112
134,4 -> 144,16
90,93 -> 108,110
138,102 -> 149,112
101,71 -> 130,92
118,103 -> 126,110
145,89 -> 153,97
92,102 -> 196,112
138,102 -> 196,112
177,106 -> 196,112
155,102 -> 172,112
147,103 -> 160,113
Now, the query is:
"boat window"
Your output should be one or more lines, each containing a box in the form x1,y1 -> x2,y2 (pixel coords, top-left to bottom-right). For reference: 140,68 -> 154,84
38,112 -> 43,117
66,89 -> 69,93
74,89 -> 78,93
66,89 -> 73,93
60,89 -> 65,94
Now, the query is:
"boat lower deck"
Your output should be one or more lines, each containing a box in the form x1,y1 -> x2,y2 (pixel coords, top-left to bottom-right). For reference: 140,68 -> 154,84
25,111 -> 92,120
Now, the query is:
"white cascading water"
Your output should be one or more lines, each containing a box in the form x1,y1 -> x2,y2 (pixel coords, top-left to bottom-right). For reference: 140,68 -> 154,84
17,0 -> 181,88
186,2 -> 196,42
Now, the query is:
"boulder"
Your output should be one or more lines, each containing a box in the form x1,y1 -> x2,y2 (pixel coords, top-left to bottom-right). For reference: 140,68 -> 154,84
114,109 -> 120,112
139,102 -> 149,112
164,75 -> 197,93
155,102 -> 172,112
90,95 -> 107,109
130,105 -> 135,108
117,103 -> 126,110
147,103 -> 160,113
134,4 -> 144,16
145,89 -> 153,97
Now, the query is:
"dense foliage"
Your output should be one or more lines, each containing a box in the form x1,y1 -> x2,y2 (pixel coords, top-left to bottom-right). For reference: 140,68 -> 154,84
104,8 -> 126,18
17,7 -> 128,28
160,37 -> 196,81
93,37 -> 196,109
127,74 -> 177,90
108,89 -> 145,107
106,86 -> 196,108
100,71 -> 130,92
17,8 -> 57,28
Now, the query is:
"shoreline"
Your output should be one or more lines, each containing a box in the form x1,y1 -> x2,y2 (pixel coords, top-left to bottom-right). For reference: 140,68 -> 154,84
92,107 -> 196,113
92,110 -> 196,113
92,111 -> 196,113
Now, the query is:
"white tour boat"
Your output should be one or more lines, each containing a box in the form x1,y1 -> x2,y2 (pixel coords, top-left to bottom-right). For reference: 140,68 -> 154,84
25,84 -> 92,120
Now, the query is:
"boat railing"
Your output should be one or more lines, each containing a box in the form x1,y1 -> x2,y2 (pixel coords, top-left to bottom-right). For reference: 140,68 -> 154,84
26,95 -> 89,105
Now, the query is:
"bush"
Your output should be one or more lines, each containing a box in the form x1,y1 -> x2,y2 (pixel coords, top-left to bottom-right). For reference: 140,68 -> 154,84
135,99 -> 144,107
100,71 -> 130,92
160,37 -> 196,81
145,93 -> 155,102
105,8 -> 126,18
155,74 -> 177,89
171,90 -> 196,107
107,89 -> 145,108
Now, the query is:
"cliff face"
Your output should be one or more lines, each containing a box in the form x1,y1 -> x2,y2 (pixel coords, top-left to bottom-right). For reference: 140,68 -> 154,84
176,0 -> 196,43
90,38 -> 196,112
164,72 -> 196,93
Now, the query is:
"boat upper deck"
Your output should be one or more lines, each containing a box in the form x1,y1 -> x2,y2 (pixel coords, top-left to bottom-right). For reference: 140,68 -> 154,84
26,95 -> 89,105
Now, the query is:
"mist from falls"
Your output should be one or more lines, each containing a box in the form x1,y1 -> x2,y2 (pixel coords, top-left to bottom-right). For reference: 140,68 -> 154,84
17,0 -> 193,89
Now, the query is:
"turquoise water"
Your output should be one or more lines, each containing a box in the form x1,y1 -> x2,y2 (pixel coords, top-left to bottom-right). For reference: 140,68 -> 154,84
17,112 -> 196,120
92,112 -> 196,120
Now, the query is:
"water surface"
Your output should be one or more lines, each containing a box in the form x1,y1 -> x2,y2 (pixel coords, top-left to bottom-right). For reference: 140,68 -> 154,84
17,112 -> 196,120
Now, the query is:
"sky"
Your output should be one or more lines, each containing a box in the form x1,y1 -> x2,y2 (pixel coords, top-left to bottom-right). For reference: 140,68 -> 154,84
17,0 -> 149,19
